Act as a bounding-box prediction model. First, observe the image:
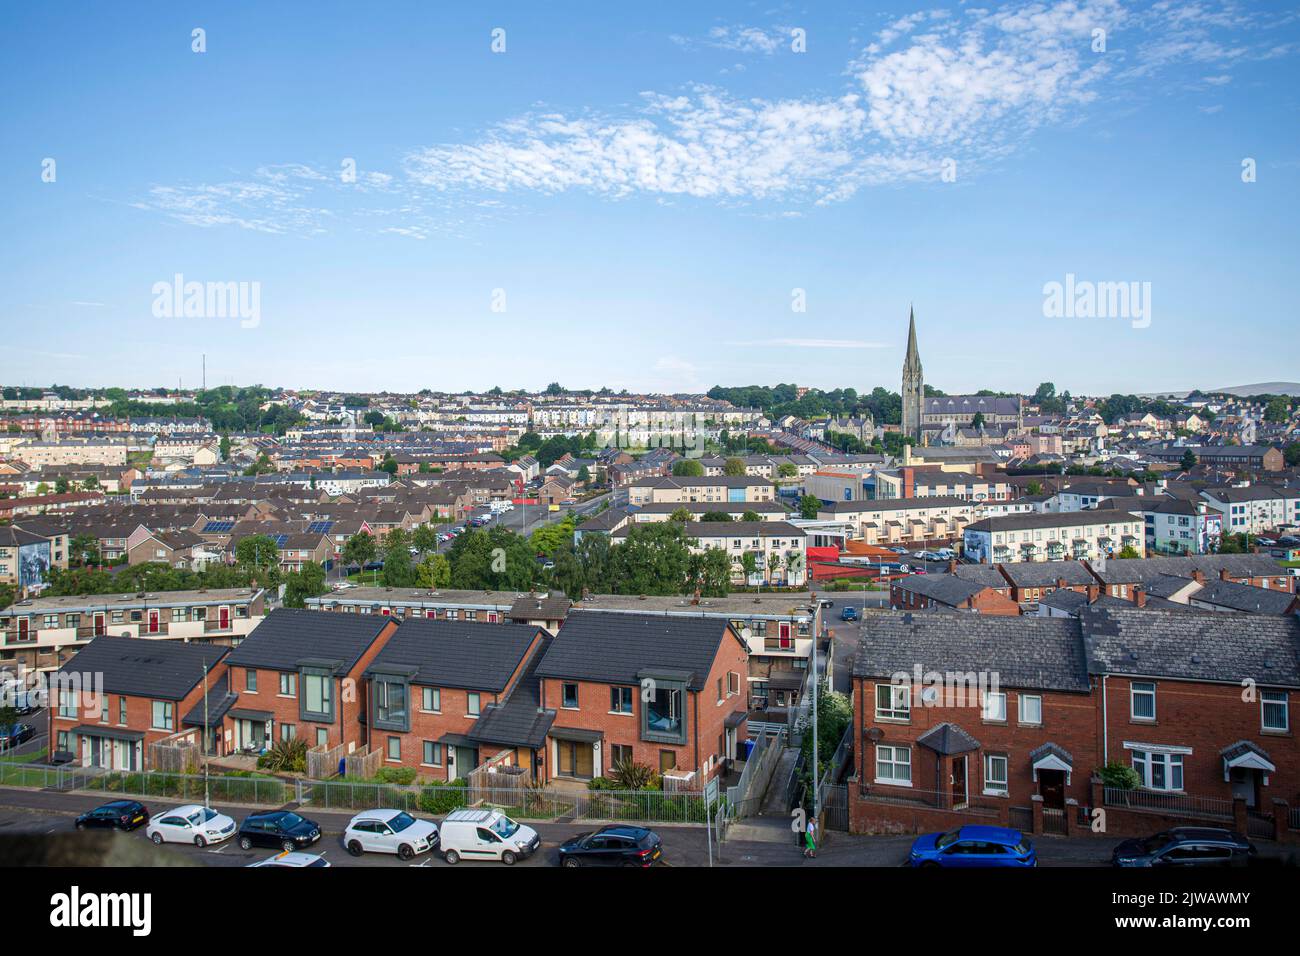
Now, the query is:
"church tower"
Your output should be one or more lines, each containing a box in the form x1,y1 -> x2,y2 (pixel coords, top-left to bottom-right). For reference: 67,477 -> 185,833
901,306 -> 924,440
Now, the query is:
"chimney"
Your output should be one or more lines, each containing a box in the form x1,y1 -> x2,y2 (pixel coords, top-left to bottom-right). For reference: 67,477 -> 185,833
1086,583 -> 1101,603
947,559 -> 957,574
1191,569 -> 1205,584
1056,578 -> 1067,590
1220,568 -> 1231,582
1133,585 -> 1146,609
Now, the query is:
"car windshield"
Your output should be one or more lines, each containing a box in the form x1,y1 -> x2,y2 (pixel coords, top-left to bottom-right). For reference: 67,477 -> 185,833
1141,832 -> 1176,853
388,812 -> 416,833
491,816 -> 520,839
935,830 -> 962,849
279,813 -> 307,828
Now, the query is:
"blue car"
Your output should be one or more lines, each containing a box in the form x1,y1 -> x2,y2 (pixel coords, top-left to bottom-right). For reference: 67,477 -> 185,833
840,606 -> 858,622
908,826 -> 1036,868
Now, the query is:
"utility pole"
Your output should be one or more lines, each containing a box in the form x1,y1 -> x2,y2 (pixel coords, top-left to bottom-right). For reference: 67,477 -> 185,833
202,660 -> 210,808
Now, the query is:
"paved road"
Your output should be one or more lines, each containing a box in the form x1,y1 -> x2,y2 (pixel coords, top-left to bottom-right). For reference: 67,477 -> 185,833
0,785 -> 1151,867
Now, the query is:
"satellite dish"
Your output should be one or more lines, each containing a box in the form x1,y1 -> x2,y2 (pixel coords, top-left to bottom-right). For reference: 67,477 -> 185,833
921,687 -> 939,705
740,627 -> 753,641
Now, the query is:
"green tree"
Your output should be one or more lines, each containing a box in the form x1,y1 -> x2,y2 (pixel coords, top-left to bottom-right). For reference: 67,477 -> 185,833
411,524 -> 440,555
776,463 -> 798,478
342,531 -> 378,573
672,458 -> 704,477
382,529 -> 417,587
669,507 -> 693,523
723,457 -> 747,476
415,553 -> 452,589
219,435 -> 231,461
799,494 -> 821,520
283,561 -> 328,608
235,534 -> 281,577
741,510 -> 761,522
699,511 -> 732,522
69,533 -> 100,567
1180,448 -> 1198,471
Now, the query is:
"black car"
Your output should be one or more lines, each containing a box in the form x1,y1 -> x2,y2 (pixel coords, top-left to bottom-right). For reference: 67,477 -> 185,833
1112,827 -> 1256,867
76,800 -> 149,832
558,825 -> 663,867
0,723 -> 35,749
237,810 -> 323,852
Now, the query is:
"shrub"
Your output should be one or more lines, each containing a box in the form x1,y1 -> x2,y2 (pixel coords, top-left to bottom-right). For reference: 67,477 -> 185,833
418,781 -> 469,816
375,766 -> 417,785
1098,761 -> 1140,790
258,736 -> 307,774
587,776 -> 614,791
610,759 -> 655,791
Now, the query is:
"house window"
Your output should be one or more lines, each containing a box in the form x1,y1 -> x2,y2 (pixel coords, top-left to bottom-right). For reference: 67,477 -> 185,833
641,682 -> 685,744
374,678 -> 410,732
561,683 -> 579,709
151,700 -> 174,731
984,754 -> 1009,795
315,728 -> 329,747
245,669 -> 258,693
875,684 -> 910,721
610,686 -> 633,714
1018,695 -> 1042,725
387,736 -> 402,761
727,671 -> 740,696
422,687 -> 441,713
279,673 -> 296,697
875,745 -> 911,785
1262,691 -> 1289,733
466,692 -> 481,717
982,691 -> 1007,722
58,689 -> 77,719
280,724 -> 296,741
302,670 -> 334,723
1131,749 -> 1184,791
118,697 -> 127,725
423,741 -> 443,767
1130,681 -> 1156,721
610,744 -> 633,767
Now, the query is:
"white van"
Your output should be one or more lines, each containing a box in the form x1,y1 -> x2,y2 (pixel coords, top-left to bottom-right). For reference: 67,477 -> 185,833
440,808 -> 540,865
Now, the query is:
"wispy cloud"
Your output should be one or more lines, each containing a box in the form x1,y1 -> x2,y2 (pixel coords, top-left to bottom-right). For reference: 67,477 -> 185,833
729,338 -> 889,349
671,25 -> 789,55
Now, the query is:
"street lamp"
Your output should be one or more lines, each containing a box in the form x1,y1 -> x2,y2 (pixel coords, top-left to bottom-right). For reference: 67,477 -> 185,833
792,601 -> 820,823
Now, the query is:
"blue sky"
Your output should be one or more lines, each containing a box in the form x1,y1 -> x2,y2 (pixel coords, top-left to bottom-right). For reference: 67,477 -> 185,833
2,1 -> 1298,396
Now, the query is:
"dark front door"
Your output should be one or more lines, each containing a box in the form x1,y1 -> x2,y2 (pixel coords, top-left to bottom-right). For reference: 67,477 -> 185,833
951,756 -> 967,808
1040,770 -> 1066,809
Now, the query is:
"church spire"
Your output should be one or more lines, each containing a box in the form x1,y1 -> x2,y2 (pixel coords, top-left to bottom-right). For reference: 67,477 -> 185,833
904,305 -> 920,371
901,305 -> 924,440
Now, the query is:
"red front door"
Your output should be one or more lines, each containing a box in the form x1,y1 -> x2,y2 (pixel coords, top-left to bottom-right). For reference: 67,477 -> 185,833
219,606 -> 230,629
93,613 -> 105,636
778,622 -> 792,649
17,618 -> 29,641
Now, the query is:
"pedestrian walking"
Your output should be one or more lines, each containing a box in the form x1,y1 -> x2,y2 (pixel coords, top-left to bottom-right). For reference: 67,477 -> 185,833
803,815 -> 817,858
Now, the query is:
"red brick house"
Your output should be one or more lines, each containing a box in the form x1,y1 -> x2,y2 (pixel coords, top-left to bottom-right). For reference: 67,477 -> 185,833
534,611 -> 749,787
889,575 -> 1021,615
48,636 -> 230,771
364,619 -> 548,781
218,609 -> 398,755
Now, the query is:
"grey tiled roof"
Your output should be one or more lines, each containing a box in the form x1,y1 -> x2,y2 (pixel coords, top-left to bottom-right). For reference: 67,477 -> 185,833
469,636 -> 556,749
367,619 -> 541,692
1028,742 -> 1074,767
1080,606 -> 1300,686
58,636 -> 229,700
1088,554 -> 1284,585
998,561 -> 1096,588
225,608 -> 390,674
951,564 -> 1011,589
851,611 -> 1090,692
916,722 -> 980,755
890,574 -> 985,607
1187,579 -> 1297,615
536,612 -> 738,691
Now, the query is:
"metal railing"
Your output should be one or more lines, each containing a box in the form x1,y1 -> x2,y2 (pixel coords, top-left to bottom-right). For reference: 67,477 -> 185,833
727,727 -> 786,819
857,784 -> 1001,815
1102,786 -> 1233,820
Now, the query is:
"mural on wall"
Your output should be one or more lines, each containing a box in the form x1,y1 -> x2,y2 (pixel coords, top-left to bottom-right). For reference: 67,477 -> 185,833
18,540 -> 50,589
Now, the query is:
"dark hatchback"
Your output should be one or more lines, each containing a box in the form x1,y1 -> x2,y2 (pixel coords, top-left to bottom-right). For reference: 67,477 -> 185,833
1112,827 -> 1256,867
558,825 -> 663,867
237,810 -> 323,852
76,800 -> 149,832
0,724 -> 35,749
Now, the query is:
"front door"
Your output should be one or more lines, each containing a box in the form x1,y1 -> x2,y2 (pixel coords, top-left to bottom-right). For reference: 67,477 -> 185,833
17,617 -> 28,641
778,622 -> 792,649
1040,770 -> 1066,809
93,613 -> 106,636
147,610 -> 160,634
455,746 -> 479,778
219,606 -> 231,629
951,756 -> 967,808
557,741 -> 594,778
1229,768 -> 1259,808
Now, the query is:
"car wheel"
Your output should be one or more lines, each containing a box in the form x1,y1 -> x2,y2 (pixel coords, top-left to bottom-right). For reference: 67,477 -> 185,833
398,843 -> 415,861
562,856 -> 580,868
150,832 -> 164,845
75,822 -> 86,831
282,840 -> 296,853
501,850 -> 517,866
444,849 -> 460,865
920,861 -> 940,869
346,840 -> 363,857
239,836 -> 253,850
195,835 -> 207,848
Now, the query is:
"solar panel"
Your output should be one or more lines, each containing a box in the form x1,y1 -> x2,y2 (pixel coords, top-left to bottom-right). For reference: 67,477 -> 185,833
272,534 -> 290,547
202,520 -> 234,533
307,520 -> 334,534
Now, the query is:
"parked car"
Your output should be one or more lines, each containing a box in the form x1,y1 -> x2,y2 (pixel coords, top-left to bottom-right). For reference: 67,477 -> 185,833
246,850 -> 331,868
558,825 -> 662,868
908,826 -> 1037,868
1277,535 -> 1300,547
0,723 -> 35,749
146,805 -> 237,847
840,606 -> 858,622
344,809 -> 439,860
238,810 -> 322,852
440,808 -> 540,865
75,800 -> 149,832
1111,827 -> 1255,868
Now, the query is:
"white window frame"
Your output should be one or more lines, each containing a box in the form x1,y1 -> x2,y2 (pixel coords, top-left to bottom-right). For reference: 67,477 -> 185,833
983,753 -> 1009,796
1018,694 -> 1042,726
1130,681 -> 1156,721
875,683 -> 911,722
982,691 -> 1007,722
1261,690 -> 1289,733
874,745 -> 912,786
1130,747 -> 1186,792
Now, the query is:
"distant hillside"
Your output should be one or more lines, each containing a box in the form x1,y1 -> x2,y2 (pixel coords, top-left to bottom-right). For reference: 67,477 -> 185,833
1143,382 -> 1300,399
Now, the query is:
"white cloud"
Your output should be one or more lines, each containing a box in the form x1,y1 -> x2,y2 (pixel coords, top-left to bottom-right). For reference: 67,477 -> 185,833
672,25 -> 787,55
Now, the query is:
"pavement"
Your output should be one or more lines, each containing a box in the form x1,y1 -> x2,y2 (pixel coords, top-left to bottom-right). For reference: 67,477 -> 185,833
0,783 -> 1142,868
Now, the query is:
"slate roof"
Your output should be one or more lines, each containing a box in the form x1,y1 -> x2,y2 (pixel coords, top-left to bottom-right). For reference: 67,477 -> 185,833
1028,742 -> 1074,767
225,608 -> 390,674
536,612 -> 738,691
851,611 -> 1091,693
998,561 -> 1096,588
1088,554 -> 1285,585
366,619 -> 541,692
890,574 -> 986,607
508,593 -> 572,622
182,671 -> 238,727
57,636 -> 229,700
916,722 -> 980,755
468,636 -> 556,749
1188,579 -> 1297,615
1080,606 -> 1300,686
951,564 -> 1012,589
